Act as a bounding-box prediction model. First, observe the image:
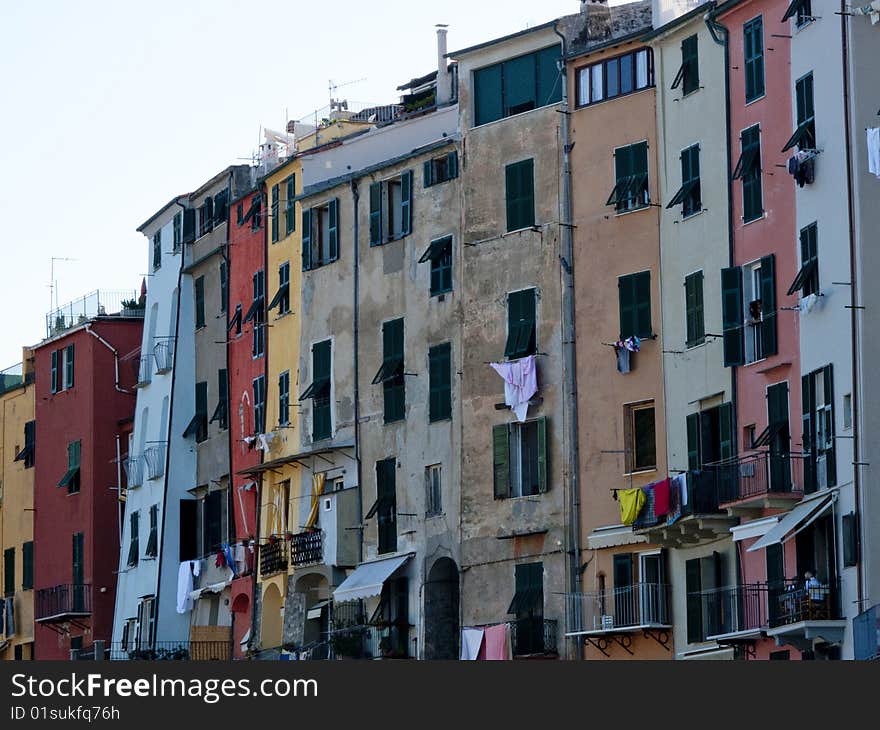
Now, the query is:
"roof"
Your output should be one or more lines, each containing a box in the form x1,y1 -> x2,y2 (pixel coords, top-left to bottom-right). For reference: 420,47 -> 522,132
640,1 -> 716,41
137,194 -> 190,233
236,442 -> 356,476
447,19 -> 559,59
398,70 -> 438,91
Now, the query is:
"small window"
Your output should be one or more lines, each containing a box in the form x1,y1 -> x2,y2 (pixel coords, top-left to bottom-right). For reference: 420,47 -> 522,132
372,319 -> 405,424
423,151 -> 459,188
253,376 -> 266,435
278,371 -> 290,427
625,401 -> 656,473
303,199 -> 340,269
271,183 -> 280,243
618,271 -> 652,340
734,125 -> 763,222
668,145 -> 702,217
369,173 -> 412,246
685,271 -> 705,348
419,236 -> 453,297
505,159 -> 535,232
58,440 -> 81,494
788,223 -> 819,297
152,231 -> 162,271
428,343 -> 452,423
608,142 -> 649,213
425,464 -> 442,517
127,511 -> 139,567
285,174 -> 296,235
493,418 -> 548,499
195,276 -> 206,330
671,35 -> 699,95
267,262 -> 291,315
173,213 -> 182,252
744,17 -> 765,103
505,289 -> 537,360
301,340 -> 332,442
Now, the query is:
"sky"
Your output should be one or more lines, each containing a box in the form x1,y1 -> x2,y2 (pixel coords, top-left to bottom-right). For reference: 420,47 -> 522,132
0,0 -> 596,367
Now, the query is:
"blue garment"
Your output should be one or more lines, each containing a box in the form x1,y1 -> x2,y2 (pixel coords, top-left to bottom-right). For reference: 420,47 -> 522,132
222,543 -> 237,576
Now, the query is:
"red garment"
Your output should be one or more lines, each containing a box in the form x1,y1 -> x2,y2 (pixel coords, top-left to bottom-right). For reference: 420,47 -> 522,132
653,478 -> 671,517
478,624 -> 511,660
215,550 -> 226,568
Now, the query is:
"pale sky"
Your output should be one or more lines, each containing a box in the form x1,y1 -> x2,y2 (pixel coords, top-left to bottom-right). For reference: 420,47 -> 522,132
0,0 -> 593,367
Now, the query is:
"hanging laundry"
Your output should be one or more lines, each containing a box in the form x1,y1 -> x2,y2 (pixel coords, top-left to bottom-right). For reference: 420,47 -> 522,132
4,598 -> 14,637
666,475 -> 684,526
615,345 -> 631,374
460,628 -> 485,660
788,149 -> 816,188
215,549 -> 227,569
176,560 -> 200,614
0,598 -> 5,636
233,542 -> 247,575
490,355 -> 538,423
618,487 -> 646,526
868,128 -> 880,178
653,478 -> 671,517
478,623 -> 511,660
257,432 -> 275,452
633,485 -> 657,528
800,293 -> 822,314
672,472 -> 689,508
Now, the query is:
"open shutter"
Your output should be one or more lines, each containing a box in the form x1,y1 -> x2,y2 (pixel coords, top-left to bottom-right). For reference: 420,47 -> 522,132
183,208 -> 196,244
493,424 -> 511,499
760,255 -> 777,357
400,171 -> 412,236
328,198 -> 339,261
824,365 -> 836,488
447,151 -> 459,179
520,160 -> 535,228
537,417 -> 548,493
51,350 -> 58,393
423,160 -> 433,188
686,413 -> 701,470
685,558 -> 703,643
721,267 -> 744,367
474,63 -> 503,126
719,403 -> 734,461
802,373 -> 817,493
618,276 -> 635,341
369,182 -> 382,245
301,209 -> 312,271
505,163 -> 520,232
635,271 -> 652,338
66,344 -> 75,388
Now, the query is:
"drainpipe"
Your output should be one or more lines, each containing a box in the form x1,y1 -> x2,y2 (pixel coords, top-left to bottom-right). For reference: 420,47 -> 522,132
553,20 -> 582,661
839,0 -> 864,610
84,325 -> 134,396
351,179 -> 364,567
116,434 -> 123,546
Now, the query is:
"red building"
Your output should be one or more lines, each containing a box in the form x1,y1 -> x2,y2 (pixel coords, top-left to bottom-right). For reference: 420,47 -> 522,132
226,185 -> 265,657
32,301 -> 142,659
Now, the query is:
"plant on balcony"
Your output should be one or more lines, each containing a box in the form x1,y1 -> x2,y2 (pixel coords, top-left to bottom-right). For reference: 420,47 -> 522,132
331,628 -> 368,659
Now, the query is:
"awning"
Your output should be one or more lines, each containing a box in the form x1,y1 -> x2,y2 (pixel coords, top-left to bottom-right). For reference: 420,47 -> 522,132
333,554 -> 413,604
747,493 -> 835,552
307,600 -> 329,620
731,515 -> 779,543
586,525 -> 648,550
235,442 -> 355,476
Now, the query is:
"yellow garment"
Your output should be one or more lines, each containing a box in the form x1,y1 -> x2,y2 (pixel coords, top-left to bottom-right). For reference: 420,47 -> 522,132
305,472 -> 326,529
619,487 -> 646,526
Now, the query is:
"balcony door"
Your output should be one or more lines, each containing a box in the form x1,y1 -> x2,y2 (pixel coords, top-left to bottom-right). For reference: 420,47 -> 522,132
639,552 -> 666,625
767,382 -> 791,492
72,532 -> 84,612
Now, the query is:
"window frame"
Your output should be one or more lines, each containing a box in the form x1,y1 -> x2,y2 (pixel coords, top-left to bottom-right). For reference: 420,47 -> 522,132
425,464 -> 442,518
685,270 -> 706,349
608,142 -> 650,214
625,401 -> 657,474
505,159 -> 536,232
428,343 -> 452,423
504,288 -> 538,361
493,418 -> 549,499
253,376 -> 266,435
575,47 -> 654,108
152,230 -> 162,272
738,125 -> 763,223
744,16 -> 766,104
278,371 -> 290,428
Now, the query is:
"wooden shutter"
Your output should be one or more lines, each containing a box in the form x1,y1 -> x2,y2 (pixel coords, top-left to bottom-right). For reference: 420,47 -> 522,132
428,343 -> 451,423
400,171 -> 412,236
286,176 -> 296,235
721,267 -> 744,366
447,151 -> 459,179
618,275 -> 635,340
493,424 -> 511,499
719,402 -> 735,461
195,277 -> 205,329
271,184 -> 279,243
521,159 -> 535,228
328,198 -> 339,261
842,512 -> 859,567
505,163 -> 520,232
682,35 -> 699,94
537,45 -> 562,107
635,271 -> 652,338
301,208 -> 312,271
685,558 -> 703,643
3,548 -> 14,596
51,350 -> 58,393
72,532 -> 84,586
824,365 -> 837,487
537,417 -> 548,493
65,344 -> 74,388
474,63 -> 503,126
423,160 -> 434,188
369,182 -> 382,245
183,208 -> 196,244
802,372 -> 817,493
687,413 -> 701,471
760,255 -> 777,357
21,542 -> 33,590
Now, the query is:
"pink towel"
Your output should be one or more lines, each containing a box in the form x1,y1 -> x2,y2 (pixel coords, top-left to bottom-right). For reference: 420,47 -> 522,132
653,478 -> 671,517
478,623 -> 511,660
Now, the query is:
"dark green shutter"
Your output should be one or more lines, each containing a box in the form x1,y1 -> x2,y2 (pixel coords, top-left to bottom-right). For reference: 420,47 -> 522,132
286,176 -> 296,235
721,267 -> 744,366
474,63 -> 503,126
51,350 -> 58,393
687,413 -> 701,470
635,271 -> 652,338
719,403 -> 734,461
428,343 -> 452,423
842,512 -> 859,567
744,18 -> 765,102
802,372 -> 817,493
619,276 -> 635,341
195,276 -> 205,329
536,45 -> 562,107
537,417 -> 548,493
179,500 -> 198,562
423,160 -> 433,188
377,459 -> 397,555
824,365 -> 837,487
183,208 -> 196,243
328,198 -> 339,261
73,532 -> 84,586
400,171 -> 412,236
302,208 -> 312,271
65,344 -> 74,388
22,542 -> 33,590
685,558 -> 703,643
493,424 -> 511,499
271,184 -> 279,243
685,271 -> 705,347
3,548 -> 14,596
619,273 -> 650,340
682,35 -> 699,95
447,151 -> 459,179
369,182 -> 382,245
760,255 -> 777,357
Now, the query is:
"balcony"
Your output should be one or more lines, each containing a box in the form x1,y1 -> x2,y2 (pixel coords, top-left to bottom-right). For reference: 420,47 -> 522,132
123,455 -> 143,489
331,624 -> 413,660
290,530 -> 323,568
143,444 -> 166,481
693,584 -> 770,643
711,452 -> 805,517
566,583 -> 671,649
259,539 -> 288,577
510,617 -> 558,658
136,355 -> 152,388
854,604 -> 880,661
45,289 -> 144,339
153,338 -> 175,375
36,584 -> 91,623
765,578 -> 846,651
81,641 -> 230,661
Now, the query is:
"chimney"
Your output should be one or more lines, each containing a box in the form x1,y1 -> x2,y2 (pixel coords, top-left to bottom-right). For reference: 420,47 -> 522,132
579,0 -> 612,43
436,25 -> 452,106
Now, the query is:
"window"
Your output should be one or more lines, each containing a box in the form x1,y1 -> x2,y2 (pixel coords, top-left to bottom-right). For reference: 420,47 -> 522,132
789,223 -> 819,297
198,196 -> 214,238
618,271 -> 652,340
613,553 -> 635,626
369,173 -> 412,246
285,174 -> 296,235
668,145 -> 701,217
127,511 -> 139,567
3,548 -> 14,596
253,376 -> 266,435
783,73 -> 816,153
733,125 -> 763,222
152,231 -> 162,271
744,17 -> 765,103
419,236 -> 453,296
182,208 -> 196,245
428,343 -> 452,423
671,35 -> 699,95
423,151 -> 459,187
608,142 -> 649,213
493,418 -> 548,499
51,345 -> 75,394
505,289 -> 537,360
731,256 -> 777,364
64,344 -> 74,389
14,420 -> 35,469
213,190 -> 228,227
508,563 -> 544,652
425,464 -> 442,517
173,212 -> 182,252
271,183 -> 280,243
72,531 -> 84,600
802,365 -> 836,492
686,404 -> 734,470
246,271 -> 265,358
301,340 -> 332,442
474,45 -> 561,126
239,194 -> 261,229
685,553 -> 726,643
202,489 -> 226,556
685,271 -> 705,348
137,596 -> 156,649
219,261 -> 228,314
278,371 -> 290,427
782,0 -> 812,26
145,505 -> 158,558
182,382 -> 208,442
230,304 -> 243,337
575,48 -> 653,107
58,440 -> 81,494
625,402 -> 656,473
505,159 -> 535,232
376,458 -> 397,555
209,369 -> 228,431
303,199 -> 340,269
195,276 -> 206,330
22,542 -> 33,590
267,262 -> 290,316
371,319 -> 405,424
842,512 -> 859,567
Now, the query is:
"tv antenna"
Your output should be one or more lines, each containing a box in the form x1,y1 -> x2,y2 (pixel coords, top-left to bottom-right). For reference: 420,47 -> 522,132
328,77 -> 367,101
49,257 -> 77,314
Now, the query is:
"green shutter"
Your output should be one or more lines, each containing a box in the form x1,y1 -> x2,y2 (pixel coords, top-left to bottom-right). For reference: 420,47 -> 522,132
506,160 -> 534,232
537,46 -> 562,107
537,417 -> 548,493
635,271 -> 652,338
802,373 -> 817,493
619,273 -> 650,340
474,63 -> 503,126
842,512 -> 859,567
400,171 -> 412,236
682,35 -> 699,95
719,403 -> 734,461
286,176 -> 296,235
447,151 -> 459,179
66,344 -> 75,388
271,183 -> 279,243
493,424 -> 511,499
505,163 -> 519,231
4,548 -> 14,596
328,198 -> 339,261
51,350 -> 58,393
685,558 -> 703,643
687,413 -> 701,470
744,18 -> 765,102
502,52 -> 536,116
760,255 -> 777,357
428,343 -> 452,423
619,275 -> 635,341
721,267 -> 745,366
369,182 -> 382,245
824,365 -> 837,487
301,208 -> 312,271
686,272 -> 705,347
423,160 -> 433,188
195,277 -> 205,329
22,542 -> 33,590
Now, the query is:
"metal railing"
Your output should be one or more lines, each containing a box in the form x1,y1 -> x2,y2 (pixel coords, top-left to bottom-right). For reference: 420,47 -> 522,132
770,578 -> 843,628
46,290 -> 143,338
708,452 -> 806,504
567,583 -> 671,634
691,584 -> 769,640
510,618 -> 558,656
153,338 -> 175,374
143,445 -> 166,480
0,362 -> 23,396
80,641 -> 230,661
259,540 -> 288,576
36,584 -> 91,620
136,355 -> 152,388
123,455 -> 143,489
854,604 -> 880,661
290,530 -> 323,567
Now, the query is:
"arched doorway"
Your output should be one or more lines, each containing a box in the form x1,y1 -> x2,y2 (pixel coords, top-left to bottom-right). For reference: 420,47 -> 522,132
261,583 -> 283,650
424,558 -> 460,660
294,573 -> 330,650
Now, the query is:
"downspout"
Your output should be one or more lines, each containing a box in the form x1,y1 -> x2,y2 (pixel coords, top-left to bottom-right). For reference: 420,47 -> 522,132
84,325 -> 134,396
223,174 -> 236,660
839,0 -> 864,609
553,20 -> 581,661
351,179 -> 364,567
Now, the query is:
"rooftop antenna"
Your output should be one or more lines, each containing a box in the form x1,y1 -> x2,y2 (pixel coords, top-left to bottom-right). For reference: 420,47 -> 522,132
49,257 -> 77,314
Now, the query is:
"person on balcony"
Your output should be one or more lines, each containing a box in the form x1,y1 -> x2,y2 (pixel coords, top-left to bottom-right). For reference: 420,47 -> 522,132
804,570 -> 824,602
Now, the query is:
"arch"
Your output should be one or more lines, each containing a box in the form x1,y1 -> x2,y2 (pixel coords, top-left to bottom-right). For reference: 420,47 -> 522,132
294,572 -> 330,648
424,557 -> 460,660
231,592 -> 250,615
260,582 -> 283,650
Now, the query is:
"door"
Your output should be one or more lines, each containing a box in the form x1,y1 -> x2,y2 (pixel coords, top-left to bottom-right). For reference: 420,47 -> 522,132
613,553 -> 635,627
72,533 -> 84,612
766,542 -> 786,625
639,553 -> 666,624
767,382 -> 791,492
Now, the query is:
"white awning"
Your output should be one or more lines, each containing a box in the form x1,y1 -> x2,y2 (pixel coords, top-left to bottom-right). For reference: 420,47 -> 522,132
307,600 -> 329,620
586,525 -> 648,550
333,554 -> 413,604
747,493 -> 835,553
731,516 -> 779,543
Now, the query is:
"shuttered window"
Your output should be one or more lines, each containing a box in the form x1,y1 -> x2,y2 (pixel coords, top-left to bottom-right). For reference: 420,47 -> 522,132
802,365 -> 836,493
428,343 -> 452,423
685,558 -> 703,644
672,35 -> 699,95
419,236 -> 453,296
492,418 -> 548,499
509,562 -> 544,619
473,45 -> 561,126
608,142 -> 649,213
721,266 -> 744,366
145,505 -> 158,558
51,350 -> 59,393
302,199 -> 340,269
271,183 -> 280,243
842,512 -> 859,568
738,125 -> 763,222
195,276 -> 206,330
369,173 -> 412,246
285,175 -> 296,235
505,288 -> 537,360
253,376 -> 266,435
618,271 -> 652,340
505,159 -> 535,232
64,344 -> 75,390
423,151 -> 459,188
302,340 -> 332,442
204,490 -> 224,555
3,548 -> 14,596
789,223 -> 819,297
22,542 -> 33,590
278,371 -> 290,427
667,144 -> 701,216
744,17 -> 765,103
127,511 -> 139,567
219,261 -> 228,314
152,231 -> 162,271
381,319 -> 405,424
760,255 -> 778,358
376,458 -> 397,555
685,271 -> 705,348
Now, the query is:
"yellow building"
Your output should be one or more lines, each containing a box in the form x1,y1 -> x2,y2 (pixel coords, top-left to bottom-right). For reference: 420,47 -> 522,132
0,350 -> 36,660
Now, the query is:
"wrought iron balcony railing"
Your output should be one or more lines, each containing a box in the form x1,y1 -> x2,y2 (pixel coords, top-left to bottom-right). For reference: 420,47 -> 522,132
136,355 -> 152,388
769,578 -> 843,628
510,617 -> 558,656
123,455 -> 143,489
567,583 -> 671,634
153,338 -> 175,375
79,641 -> 230,661
689,583 -> 770,641
290,530 -> 323,567
143,445 -> 166,481
708,452 -> 806,505
259,540 -> 288,577
36,584 -> 91,621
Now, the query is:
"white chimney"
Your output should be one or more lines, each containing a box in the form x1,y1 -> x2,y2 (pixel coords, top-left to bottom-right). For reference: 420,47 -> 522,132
436,25 -> 452,106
